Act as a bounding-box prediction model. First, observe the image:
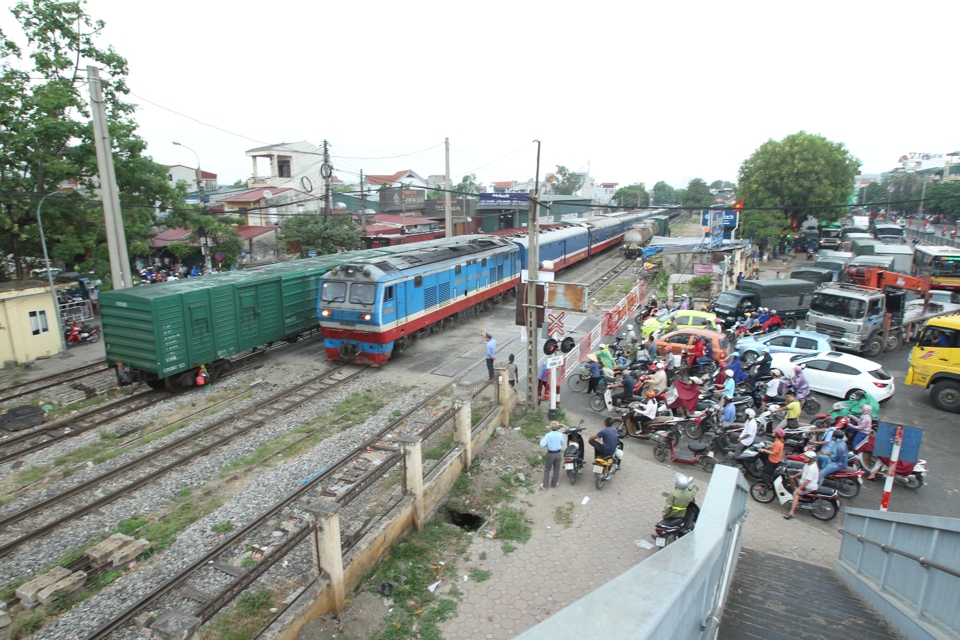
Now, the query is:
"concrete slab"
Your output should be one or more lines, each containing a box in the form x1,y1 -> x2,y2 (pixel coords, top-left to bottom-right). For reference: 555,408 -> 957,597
36,571 -> 86,604
16,566 -> 71,603
86,533 -> 133,566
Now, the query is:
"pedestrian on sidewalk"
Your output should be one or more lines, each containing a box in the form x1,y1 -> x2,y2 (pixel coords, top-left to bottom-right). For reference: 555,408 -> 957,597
484,332 -> 496,380
505,354 -> 518,389
539,421 -> 565,490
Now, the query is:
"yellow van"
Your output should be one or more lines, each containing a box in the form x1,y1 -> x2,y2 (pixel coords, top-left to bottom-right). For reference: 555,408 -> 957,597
906,313 -> 960,413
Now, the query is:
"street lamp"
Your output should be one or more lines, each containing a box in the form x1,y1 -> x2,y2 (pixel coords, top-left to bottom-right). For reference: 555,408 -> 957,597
172,141 -> 205,207
37,187 -> 74,357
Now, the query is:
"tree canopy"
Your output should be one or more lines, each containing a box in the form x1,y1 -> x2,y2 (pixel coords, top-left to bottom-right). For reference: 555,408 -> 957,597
684,178 -> 714,209
651,181 -> 676,206
920,182 -> 960,221
736,131 -> 860,239
613,182 -> 649,208
0,0 -> 182,283
709,180 -> 735,189
278,213 -> 363,256
552,166 -> 582,196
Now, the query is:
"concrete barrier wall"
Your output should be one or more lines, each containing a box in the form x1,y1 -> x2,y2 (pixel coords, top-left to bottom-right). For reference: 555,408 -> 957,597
514,465 -> 748,640
835,508 -> 960,640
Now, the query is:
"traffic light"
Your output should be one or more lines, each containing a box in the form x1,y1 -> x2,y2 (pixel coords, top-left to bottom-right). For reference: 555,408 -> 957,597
560,337 -> 575,353
543,339 -> 559,355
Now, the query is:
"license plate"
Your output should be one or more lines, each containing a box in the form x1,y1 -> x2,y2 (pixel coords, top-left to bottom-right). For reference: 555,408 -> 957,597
564,462 -> 574,470
593,465 -> 603,474
655,537 -> 666,547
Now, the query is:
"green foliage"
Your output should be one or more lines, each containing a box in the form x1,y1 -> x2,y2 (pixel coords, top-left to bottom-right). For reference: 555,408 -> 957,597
236,588 -> 273,614
0,0 -> 182,282
652,181 -> 676,205
162,208 -> 246,268
117,515 -> 148,535
495,506 -> 532,544
240,555 -> 257,569
10,610 -> 45,640
468,567 -> 491,582
736,131 -> 860,238
278,212 -> 363,255
861,181 -> 887,208
211,521 -> 233,533
501,543 -> 516,554
613,182 -> 649,208
554,502 -> 575,528
552,165 -> 582,196
686,275 -> 714,296
684,178 -> 714,209
923,182 -> 960,220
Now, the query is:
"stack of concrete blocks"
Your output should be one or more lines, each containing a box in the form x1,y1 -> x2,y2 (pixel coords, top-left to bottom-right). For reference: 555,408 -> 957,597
86,533 -> 150,568
16,567 -> 87,608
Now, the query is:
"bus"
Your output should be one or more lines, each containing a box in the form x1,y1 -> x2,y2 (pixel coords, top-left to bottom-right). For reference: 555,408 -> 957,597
913,244 -> 960,290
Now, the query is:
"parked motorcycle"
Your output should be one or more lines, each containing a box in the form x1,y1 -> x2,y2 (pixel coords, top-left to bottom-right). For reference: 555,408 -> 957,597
563,422 -> 586,485
652,423 -> 716,472
702,424 -> 766,479
749,465 -> 841,521
854,435 -> 927,489
65,321 -> 101,346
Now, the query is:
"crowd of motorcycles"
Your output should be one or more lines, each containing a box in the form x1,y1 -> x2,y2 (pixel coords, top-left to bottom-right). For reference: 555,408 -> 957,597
557,299 -> 928,549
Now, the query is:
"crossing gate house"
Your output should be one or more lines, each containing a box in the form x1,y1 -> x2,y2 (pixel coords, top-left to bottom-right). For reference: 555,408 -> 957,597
0,282 -> 64,365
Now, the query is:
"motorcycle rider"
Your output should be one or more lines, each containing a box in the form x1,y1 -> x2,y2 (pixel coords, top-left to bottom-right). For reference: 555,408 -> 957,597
661,314 -> 678,335
726,353 -> 748,384
625,338 -> 640,366
757,307 -> 770,325
757,428 -> 786,482
760,369 -> 785,412
663,474 -> 698,519
589,417 -> 620,460
785,450 -> 819,520
644,362 -> 668,395
750,347 -> 773,386
790,365 -> 810,402
610,370 -> 638,407
818,430 -> 849,486
679,294 -> 690,310
761,310 -> 783,333
646,335 -> 659,361
717,369 -> 736,399
637,390 -> 659,430
848,403 -> 873,449
625,324 -> 637,343
770,391 -> 801,431
734,407 -> 758,457
696,337 -> 714,371
742,312 -> 759,335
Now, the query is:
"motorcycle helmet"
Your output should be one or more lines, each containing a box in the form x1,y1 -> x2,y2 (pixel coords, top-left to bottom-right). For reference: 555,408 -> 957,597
627,324 -> 634,331
675,474 -> 693,490
773,428 -> 786,438
646,390 -> 656,398
725,369 -> 734,376
656,362 -> 665,369
803,450 -> 817,461
731,352 -> 740,358
744,312 -> 751,318
771,369 -> 782,377
614,448 -> 624,460
745,408 -> 756,418
770,309 -> 777,314
832,402 -> 844,411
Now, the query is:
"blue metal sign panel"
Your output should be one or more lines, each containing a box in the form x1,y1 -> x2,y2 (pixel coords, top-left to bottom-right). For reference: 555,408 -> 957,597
874,422 -> 923,463
479,192 -> 529,206
701,209 -> 739,229
709,210 -> 724,248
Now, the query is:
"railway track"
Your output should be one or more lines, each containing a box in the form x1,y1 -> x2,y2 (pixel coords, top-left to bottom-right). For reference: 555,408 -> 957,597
0,363 -> 370,560
84,376 -> 492,640
0,361 -> 108,404
587,257 -> 633,293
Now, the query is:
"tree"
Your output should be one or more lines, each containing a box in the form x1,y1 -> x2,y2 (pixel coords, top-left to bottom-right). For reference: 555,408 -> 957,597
279,213 -> 363,255
861,182 -> 888,209
454,173 -> 482,195
651,181 -> 676,206
163,207 -> 246,268
684,178 -> 714,209
230,179 -> 247,188
736,131 -> 860,239
0,0 -> 182,284
552,166 -> 582,196
923,182 -> 960,221
613,183 -> 649,208
710,180 -> 735,189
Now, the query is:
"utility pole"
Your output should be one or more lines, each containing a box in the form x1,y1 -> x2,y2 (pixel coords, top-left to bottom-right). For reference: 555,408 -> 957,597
87,66 -> 132,289
444,137 -> 453,237
525,141 -> 542,411
322,139 -> 333,220
359,170 -> 367,237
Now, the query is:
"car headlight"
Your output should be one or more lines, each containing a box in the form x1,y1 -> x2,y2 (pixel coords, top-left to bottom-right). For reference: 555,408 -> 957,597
321,310 -> 331,317
362,314 -> 371,321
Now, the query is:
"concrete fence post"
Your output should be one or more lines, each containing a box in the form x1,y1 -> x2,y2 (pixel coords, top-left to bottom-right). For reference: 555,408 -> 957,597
304,500 -> 346,615
397,435 -> 425,531
495,364 -> 514,426
454,396 -> 473,467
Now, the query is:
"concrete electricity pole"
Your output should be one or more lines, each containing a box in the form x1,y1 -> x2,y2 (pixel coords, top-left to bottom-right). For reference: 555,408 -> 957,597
359,170 -> 367,237
525,141 -> 542,411
444,137 -> 453,237
322,140 -> 333,220
87,65 -> 132,289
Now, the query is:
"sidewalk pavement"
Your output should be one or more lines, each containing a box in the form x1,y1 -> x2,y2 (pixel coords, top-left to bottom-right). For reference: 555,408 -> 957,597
0,332 -> 105,392
438,406 -> 842,640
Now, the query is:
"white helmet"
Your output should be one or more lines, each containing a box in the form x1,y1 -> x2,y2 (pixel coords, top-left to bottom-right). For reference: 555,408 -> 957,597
675,474 -> 693,490
627,325 -> 634,331
725,369 -> 734,376
745,408 -> 756,418
770,309 -> 777,314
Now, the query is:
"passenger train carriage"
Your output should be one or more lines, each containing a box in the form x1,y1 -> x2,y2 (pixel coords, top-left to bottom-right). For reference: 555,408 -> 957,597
318,236 -> 521,365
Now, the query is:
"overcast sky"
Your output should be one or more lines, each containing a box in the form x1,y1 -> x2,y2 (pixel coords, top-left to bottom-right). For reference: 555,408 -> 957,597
5,0 -> 958,190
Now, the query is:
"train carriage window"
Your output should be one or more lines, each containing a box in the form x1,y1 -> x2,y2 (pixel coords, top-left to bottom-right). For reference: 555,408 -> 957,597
321,282 -> 346,302
482,258 -> 487,267
350,283 -> 376,305
383,285 -> 395,302
414,275 -> 423,288
455,265 -> 462,275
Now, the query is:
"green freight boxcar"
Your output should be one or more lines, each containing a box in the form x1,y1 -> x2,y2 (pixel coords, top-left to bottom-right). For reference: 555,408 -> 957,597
100,250 -> 395,391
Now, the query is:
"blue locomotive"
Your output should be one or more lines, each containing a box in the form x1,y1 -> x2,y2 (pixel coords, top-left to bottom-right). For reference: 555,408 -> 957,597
318,236 -> 521,365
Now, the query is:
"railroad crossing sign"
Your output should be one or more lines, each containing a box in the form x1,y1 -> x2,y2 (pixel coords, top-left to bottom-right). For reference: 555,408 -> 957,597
547,311 -> 566,337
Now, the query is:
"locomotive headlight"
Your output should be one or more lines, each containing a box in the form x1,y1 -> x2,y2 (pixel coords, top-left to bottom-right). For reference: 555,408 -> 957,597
321,310 -> 331,317
362,314 -> 372,321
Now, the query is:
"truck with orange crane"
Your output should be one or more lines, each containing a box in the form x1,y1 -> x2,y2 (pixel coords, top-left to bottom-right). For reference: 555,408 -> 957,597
805,267 -> 960,358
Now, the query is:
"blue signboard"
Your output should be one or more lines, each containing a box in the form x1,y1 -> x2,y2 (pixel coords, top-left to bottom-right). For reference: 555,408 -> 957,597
479,192 -> 529,207
874,422 -> 922,464
700,209 -> 739,229
308,250 -> 317,257
702,209 -> 724,248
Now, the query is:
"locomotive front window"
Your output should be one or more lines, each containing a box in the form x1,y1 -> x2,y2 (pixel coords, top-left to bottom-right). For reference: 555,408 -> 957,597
321,282 -> 346,302
350,283 -> 376,305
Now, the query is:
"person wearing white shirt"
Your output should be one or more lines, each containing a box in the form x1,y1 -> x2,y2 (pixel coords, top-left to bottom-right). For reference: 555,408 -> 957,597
734,408 -> 758,457
785,450 -> 819,520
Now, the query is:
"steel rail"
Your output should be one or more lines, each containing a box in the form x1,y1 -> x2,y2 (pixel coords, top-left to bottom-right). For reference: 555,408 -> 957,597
0,362 -> 109,403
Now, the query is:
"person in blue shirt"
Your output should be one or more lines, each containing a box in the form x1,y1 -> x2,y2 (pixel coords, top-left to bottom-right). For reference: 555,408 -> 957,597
933,331 -> 950,347
538,360 -> 550,398
589,417 -> 620,460
757,308 -> 770,325
726,353 -> 748,383
721,396 -> 737,427
484,332 -> 496,380
539,421 -> 566,490
585,354 -> 602,394
819,430 -> 849,485
718,369 -> 736,399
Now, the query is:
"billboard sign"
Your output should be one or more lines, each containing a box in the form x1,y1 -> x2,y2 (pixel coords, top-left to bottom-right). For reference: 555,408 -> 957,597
701,210 -> 724,248
701,209 -> 739,229
379,188 -> 426,213
479,192 -> 529,207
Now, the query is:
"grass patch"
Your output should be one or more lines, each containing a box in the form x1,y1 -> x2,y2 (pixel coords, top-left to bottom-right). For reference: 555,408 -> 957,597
211,521 -> 233,534
137,493 -> 225,550
11,464 -> 50,484
117,515 -> 148,535
9,610 -> 45,640
494,506 -> 532,544
478,551 -> 487,561
422,433 -> 454,460
364,521 -> 464,640
200,588 -> 275,640
240,556 -> 257,569
0,578 -> 26,602
501,543 -> 516,555
554,502 -> 575,528
468,567 -> 491,583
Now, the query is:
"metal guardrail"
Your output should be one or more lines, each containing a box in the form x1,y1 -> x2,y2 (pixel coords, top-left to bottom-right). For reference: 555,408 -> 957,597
835,507 -> 960,640
904,226 -> 960,249
515,465 -> 748,640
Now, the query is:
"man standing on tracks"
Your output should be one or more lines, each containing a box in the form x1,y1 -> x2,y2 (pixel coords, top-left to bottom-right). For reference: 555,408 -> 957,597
484,332 -> 496,380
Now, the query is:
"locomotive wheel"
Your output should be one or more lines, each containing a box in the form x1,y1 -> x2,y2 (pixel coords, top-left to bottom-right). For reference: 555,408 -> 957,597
146,379 -> 166,391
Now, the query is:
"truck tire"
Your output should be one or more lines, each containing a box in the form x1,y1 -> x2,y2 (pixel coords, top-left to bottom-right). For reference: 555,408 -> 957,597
931,380 -> 960,413
783,317 -> 797,329
886,331 -> 902,351
864,336 -> 884,358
